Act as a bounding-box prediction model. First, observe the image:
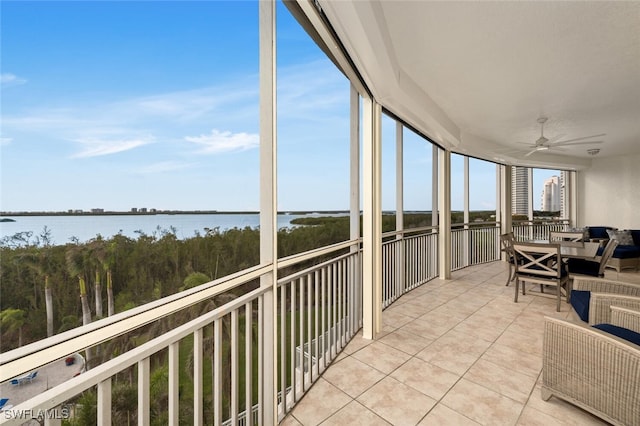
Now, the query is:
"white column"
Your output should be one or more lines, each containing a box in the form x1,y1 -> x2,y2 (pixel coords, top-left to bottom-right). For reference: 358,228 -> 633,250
463,156 -> 470,225
500,164 -> 513,235
259,0 -> 277,423
527,167 -> 534,221
564,170 -> 578,227
439,150 -> 451,279
349,84 -> 361,336
570,171 -> 579,227
396,122 -> 404,232
350,85 -> 360,246
396,122 -> 405,294
432,145 -> 439,229
495,163 -> 501,228
463,156 -> 470,267
362,97 -> 382,339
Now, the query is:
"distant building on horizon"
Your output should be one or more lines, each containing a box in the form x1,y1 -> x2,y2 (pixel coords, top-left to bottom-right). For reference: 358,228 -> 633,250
511,166 -> 530,215
541,175 -> 561,212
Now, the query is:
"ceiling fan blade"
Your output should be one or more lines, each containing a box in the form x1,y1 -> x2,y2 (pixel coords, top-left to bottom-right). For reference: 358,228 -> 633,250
551,133 -> 606,145
552,140 -> 604,147
546,134 -> 565,144
524,149 -> 538,157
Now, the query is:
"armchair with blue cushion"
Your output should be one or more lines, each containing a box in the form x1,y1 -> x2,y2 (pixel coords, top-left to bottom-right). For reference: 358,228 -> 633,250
606,229 -> 640,272
542,306 -> 640,426
569,276 -> 640,324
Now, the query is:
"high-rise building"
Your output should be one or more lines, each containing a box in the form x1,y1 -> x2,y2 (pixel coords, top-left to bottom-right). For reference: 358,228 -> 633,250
560,172 -> 567,218
541,175 -> 561,212
511,166 -> 529,215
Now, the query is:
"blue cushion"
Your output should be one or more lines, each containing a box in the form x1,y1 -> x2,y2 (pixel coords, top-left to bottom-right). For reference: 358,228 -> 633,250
612,245 -> 640,259
630,230 -> 640,246
570,290 -> 591,322
567,258 -> 601,276
593,323 -> 640,346
588,226 -> 614,239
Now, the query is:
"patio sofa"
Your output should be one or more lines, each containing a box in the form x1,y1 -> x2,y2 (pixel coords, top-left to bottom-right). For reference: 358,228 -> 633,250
606,229 -> 640,272
582,227 -> 640,272
542,307 -> 640,426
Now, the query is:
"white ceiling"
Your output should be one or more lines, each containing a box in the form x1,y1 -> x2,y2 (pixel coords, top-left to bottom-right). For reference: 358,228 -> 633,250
317,0 -> 640,170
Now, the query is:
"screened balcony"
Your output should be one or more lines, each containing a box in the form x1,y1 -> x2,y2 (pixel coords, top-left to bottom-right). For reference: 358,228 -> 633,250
1,1 -> 639,425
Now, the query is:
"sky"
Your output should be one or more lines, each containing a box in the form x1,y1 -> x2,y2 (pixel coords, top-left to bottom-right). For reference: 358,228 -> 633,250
1,1 -> 558,213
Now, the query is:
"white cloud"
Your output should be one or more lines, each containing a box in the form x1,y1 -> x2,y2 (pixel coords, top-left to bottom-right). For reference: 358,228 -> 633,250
185,129 -> 258,154
71,136 -> 154,158
0,137 -> 12,146
1,73 -> 27,87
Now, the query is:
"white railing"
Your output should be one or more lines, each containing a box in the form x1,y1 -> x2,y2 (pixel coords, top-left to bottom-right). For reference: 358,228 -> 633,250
451,223 -> 501,271
512,219 -> 571,241
382,228 -> 439,308
0,240 -> 361,426
275,250 -> 361,421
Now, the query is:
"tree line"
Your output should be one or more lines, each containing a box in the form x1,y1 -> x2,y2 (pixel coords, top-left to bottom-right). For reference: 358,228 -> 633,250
1,211 -> 513,351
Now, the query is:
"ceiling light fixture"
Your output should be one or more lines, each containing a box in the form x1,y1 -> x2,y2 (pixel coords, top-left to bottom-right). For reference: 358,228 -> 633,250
587,148 -> 600,156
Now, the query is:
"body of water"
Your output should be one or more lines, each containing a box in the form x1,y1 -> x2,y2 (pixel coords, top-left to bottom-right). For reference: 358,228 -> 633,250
0,212 -> 346,246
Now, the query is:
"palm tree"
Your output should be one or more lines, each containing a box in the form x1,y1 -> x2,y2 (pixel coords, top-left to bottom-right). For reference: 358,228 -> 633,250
87,239 -> 107,318
44,274 -> 54,337
104,239 -> 120,317
0,308 -> 27,347
77,277 -> 92,326
65,245 -> 92,326
66,245 -> 93,366
106,269 -> 115,317
17,249 -> 55,337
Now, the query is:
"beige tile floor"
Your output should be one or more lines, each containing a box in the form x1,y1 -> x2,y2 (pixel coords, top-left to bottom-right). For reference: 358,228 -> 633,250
282,262 -> 640,426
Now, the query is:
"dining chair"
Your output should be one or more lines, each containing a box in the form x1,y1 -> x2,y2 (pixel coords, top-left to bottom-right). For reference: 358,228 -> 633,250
513,241 -> 568,312
567,239 -> 619,278
549,231 -> 584,242
500,232 -> 516,286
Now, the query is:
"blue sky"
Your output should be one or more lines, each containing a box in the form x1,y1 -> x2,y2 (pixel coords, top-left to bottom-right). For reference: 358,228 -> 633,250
1,1 -> 557,212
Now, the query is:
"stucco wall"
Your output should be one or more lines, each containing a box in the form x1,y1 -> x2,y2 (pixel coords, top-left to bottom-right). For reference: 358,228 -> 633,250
577,153 -> 640,230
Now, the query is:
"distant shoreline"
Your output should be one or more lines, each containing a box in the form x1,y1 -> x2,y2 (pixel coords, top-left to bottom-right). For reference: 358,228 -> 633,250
0,210 -> 351,217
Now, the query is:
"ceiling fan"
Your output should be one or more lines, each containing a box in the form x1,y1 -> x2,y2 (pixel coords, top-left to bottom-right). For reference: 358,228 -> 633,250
521,117 -> 605,157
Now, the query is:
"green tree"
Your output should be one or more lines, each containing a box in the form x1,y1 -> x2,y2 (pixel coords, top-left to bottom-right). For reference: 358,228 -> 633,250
0,308 -> 27,347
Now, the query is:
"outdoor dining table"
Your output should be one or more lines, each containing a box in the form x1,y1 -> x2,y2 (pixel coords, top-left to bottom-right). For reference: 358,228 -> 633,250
527,240 -> 600,260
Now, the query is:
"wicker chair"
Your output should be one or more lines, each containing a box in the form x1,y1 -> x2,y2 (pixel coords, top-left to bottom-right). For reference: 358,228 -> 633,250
542,307 -> 640,426
569,277 -> 640,324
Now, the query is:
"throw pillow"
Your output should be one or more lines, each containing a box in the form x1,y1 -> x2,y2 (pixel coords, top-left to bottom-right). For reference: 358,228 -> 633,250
569,227 -> 589,240
607,229 -> 635,245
